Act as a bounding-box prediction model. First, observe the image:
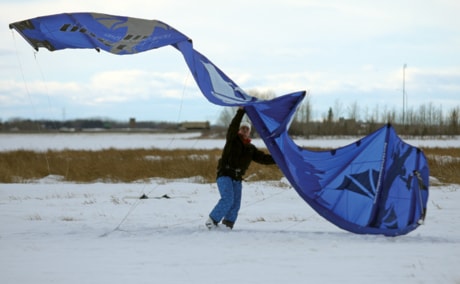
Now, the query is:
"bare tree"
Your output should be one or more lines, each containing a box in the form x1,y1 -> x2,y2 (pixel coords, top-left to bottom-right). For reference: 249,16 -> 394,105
296,93 -> 309,122
216,107 -> 238,126
347,101 -> 360,121
293,91 -> 312,136
448,107 -> 459,135
381,105 -> 396,124
333,99 -> 343,121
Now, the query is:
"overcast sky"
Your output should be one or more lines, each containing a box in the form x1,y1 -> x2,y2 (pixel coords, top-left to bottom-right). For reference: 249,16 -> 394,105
1,0 -> 459,124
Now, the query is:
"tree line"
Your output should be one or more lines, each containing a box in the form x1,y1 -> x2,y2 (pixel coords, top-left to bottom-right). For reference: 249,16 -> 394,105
217,91 -> 460,137
2,91 -> 459,136
289,93 -> 459,136
0,118 -> 179,132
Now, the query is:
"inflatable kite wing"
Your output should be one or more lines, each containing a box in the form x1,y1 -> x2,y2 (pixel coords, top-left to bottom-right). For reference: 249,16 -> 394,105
9,12 -> 429,236
9,12 -> 190,54
9,12 -> 257,106
245,95 -> 429,236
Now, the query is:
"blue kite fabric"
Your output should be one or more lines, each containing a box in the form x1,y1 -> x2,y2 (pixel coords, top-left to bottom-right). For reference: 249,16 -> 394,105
10,12 -> 429,236
247,96 -> 429,236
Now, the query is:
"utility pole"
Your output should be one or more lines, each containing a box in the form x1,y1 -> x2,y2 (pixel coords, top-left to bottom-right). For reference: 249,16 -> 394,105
402,64 -> 407,125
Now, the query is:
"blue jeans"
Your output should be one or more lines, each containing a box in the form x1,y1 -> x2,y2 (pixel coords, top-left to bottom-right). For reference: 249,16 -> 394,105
209,176 -> 242,223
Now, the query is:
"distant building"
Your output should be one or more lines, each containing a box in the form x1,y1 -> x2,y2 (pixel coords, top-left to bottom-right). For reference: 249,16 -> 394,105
179,121 -> 210,130
129,118 -> 136,128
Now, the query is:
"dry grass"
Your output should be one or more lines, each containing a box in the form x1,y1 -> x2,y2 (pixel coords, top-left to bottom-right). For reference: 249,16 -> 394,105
423,147 -> 460,185
0,147 -> 458,185
0,148 -> 283,183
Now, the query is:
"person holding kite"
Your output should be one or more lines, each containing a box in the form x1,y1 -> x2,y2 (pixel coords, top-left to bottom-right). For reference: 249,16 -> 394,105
206,107 -> 276,230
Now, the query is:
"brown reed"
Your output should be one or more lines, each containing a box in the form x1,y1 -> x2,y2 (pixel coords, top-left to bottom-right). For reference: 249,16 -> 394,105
0,147 -> 458,185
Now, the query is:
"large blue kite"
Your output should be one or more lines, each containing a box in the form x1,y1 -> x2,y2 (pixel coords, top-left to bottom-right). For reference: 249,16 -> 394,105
9,12 -> 429,236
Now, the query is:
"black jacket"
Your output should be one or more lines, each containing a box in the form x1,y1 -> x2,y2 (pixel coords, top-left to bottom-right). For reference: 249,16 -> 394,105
217,109 -> 275,180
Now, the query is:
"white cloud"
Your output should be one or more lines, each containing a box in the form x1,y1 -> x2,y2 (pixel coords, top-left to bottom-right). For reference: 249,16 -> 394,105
1,0 -> 459,122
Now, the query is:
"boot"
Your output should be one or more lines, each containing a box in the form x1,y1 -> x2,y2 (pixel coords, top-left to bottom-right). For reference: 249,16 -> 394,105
205,217 -> 218,230
222,219 -> 234,229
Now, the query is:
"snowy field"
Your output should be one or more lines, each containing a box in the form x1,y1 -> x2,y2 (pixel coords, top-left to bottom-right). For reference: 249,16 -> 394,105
0,132 -> 459,151
1,133 -> 459,284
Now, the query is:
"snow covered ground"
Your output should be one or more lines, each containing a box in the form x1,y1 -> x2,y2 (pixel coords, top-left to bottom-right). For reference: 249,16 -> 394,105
1,133 -> 459,283
0,132 -> 459,151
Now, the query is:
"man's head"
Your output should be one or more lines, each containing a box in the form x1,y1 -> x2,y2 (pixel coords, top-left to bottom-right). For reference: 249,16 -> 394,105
239,121 -> 251,139
240,121 -> 251,131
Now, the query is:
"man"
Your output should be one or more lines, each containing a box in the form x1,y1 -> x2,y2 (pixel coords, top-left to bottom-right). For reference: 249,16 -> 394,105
206,107 -> 276,230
